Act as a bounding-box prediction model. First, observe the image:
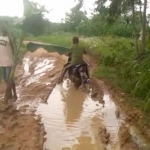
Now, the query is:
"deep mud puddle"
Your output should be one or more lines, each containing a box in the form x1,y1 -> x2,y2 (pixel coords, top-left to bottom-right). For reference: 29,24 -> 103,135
11,48 -> 150,150
36,80 -> 121,150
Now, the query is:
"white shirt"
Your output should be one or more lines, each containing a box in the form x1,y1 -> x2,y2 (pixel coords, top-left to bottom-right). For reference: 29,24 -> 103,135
0,36 -> 13,67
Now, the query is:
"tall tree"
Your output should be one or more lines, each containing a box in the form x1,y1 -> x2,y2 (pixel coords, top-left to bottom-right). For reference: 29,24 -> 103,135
95,0 -> 147,58
64,0 -> 87,31
141,0 -> 147,54
94,0 -> 108,14
131,0 -> 140,59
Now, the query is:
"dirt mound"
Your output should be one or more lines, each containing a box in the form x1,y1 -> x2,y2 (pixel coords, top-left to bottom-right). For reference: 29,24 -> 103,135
0,100 -> 45,150
15,48 -> 65,105
118,123 -> 139,150
24,48 -> 51,57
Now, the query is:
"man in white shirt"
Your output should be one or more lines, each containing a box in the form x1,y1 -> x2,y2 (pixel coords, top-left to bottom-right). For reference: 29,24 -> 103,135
0,28 -> 17,101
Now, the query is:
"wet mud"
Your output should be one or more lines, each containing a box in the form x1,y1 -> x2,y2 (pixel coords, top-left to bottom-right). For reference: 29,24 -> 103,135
36,80 -> 121,150
0,48 -> 150,150
0,48 -> 66,150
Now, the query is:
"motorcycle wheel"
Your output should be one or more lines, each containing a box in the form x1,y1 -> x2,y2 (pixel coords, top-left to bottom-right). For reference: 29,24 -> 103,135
74,77 -> 82,89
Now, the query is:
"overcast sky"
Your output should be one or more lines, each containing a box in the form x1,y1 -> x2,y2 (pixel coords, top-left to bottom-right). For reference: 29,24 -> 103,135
0,0 -> 149,22
0,0 -> 95,22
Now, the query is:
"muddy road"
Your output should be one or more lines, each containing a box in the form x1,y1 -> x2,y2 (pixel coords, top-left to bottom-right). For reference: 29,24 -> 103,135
0,48 -> 150,150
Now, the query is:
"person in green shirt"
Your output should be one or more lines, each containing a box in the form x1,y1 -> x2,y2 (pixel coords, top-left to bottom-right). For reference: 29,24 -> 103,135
71,37 -> 85,65
59,36 -> 87,83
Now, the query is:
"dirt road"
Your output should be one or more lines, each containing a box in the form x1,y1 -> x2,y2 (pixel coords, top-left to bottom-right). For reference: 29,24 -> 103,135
0,48 -> 150,150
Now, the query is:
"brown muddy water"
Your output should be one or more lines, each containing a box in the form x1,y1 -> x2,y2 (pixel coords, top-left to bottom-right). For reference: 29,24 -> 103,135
13,48 -> 150,150
36,80 -> 120,150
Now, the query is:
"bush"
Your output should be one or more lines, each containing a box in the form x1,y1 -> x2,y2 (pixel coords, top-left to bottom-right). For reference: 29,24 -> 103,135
81,35 -> 150,111
22,13 -> 45,36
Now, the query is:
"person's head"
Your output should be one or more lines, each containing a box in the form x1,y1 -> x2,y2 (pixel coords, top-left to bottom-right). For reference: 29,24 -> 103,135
1,28 -> 8,36
72,36 -> 79,44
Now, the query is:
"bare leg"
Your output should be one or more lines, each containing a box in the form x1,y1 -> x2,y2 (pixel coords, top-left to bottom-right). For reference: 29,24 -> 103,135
78,67 -> 86,89
11,80 -> 17,100
58,64 -> 72,83
3,67 -> 17,102
4,80 -> 13,103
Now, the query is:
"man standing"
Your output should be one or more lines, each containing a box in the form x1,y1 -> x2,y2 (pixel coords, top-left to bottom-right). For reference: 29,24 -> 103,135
0,28 -> 17,102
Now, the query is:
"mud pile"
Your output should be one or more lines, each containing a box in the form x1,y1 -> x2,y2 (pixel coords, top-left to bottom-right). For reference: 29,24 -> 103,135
0,100 -> 45,150
15,48 -> 66,109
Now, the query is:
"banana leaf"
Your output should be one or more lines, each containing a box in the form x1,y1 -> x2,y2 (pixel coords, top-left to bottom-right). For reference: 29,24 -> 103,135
23,0 -> 33,17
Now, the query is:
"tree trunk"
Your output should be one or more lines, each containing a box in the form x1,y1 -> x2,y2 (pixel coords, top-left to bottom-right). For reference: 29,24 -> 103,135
139,0 -> 143,25
132,0 -> 140,59
141,0 -> 147,54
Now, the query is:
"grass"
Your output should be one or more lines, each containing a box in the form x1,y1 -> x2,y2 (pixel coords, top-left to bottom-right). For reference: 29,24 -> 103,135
87,36 -> 150,113
94,65 -> 117,80
26,32 -> 75,47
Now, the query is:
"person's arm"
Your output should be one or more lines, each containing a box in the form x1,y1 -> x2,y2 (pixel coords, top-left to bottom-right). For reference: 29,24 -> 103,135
67,52 -> 72,56
65,45 -> 73,56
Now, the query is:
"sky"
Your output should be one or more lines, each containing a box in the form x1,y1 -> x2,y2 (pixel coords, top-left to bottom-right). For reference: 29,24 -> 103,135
0,0 -> 95,22
0,0 -> 149,23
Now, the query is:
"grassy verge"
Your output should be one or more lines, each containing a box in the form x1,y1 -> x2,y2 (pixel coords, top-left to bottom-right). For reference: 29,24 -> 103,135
27,33 -> 150,113
82,36 -> 150,112
26,33 -> 75,47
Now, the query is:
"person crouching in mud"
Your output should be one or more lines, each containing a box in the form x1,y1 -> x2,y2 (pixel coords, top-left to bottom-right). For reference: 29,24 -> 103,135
58,36 -> 88,88
0,28 -> 17,102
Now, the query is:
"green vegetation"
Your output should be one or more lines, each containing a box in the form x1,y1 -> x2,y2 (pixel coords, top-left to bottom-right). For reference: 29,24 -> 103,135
27,33 -> 74,47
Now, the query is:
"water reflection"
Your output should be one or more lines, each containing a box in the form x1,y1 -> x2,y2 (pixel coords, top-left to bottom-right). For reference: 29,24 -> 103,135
60,86 -> 86,124
72,136 -> 95,150
36,81 -> 119,150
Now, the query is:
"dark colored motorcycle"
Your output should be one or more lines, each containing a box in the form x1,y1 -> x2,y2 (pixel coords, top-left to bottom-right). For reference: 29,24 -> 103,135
65,53 -> 91,91
70,63 -> 92,91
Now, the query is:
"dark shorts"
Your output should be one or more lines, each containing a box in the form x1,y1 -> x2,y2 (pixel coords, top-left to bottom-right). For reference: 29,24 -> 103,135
1,67 -> 12,80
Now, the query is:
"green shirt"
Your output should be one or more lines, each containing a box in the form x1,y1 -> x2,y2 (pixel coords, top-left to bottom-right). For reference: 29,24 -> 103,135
71,43 -> 85,65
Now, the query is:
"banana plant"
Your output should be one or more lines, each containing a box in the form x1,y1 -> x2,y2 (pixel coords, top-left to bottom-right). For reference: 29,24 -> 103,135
1,0 -> 46,100
10,0 -> 43,79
